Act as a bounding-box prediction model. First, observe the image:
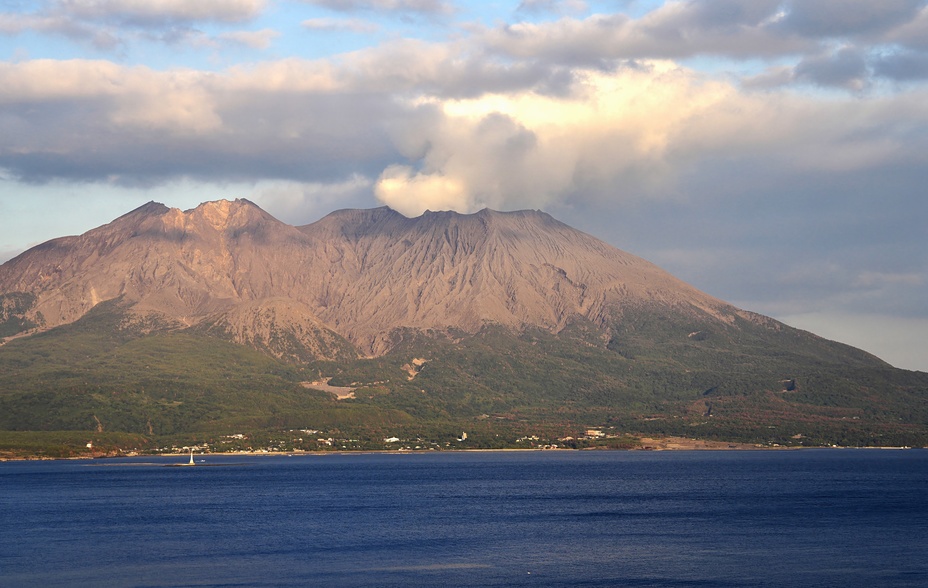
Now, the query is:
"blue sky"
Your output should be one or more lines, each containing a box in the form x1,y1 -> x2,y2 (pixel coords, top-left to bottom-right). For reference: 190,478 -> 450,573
1,0 -> 926,370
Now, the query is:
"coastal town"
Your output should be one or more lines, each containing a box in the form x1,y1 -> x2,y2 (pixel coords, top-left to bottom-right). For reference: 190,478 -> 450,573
133,427 -> 769,459
145,428 -> 635,456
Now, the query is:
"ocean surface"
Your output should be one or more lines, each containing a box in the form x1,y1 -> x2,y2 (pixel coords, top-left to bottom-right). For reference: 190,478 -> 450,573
1,449 -> 927,587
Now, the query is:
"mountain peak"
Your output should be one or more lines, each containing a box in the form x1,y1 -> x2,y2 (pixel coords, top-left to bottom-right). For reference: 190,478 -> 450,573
182,198 -> 269,232
105,200 -> 170,228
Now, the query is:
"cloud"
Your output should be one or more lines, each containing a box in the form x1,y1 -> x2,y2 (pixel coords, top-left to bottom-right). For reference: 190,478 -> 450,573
375,165 -> 470,215
778,0 -> 923,38
0,58 -> 402,184
0,0 -> 267,51
481,3 -> 812,64
218,28 -> 280,49
777,312 -> 928,372
373,58 -> 928,215
299,0 -> 453,16
477,1 -> 928,91
793,47 -> 870,90
57,0 -> 266,26
874,50 -> 928,81
1,5 -> 927,221
885,5 -> 928,49
302,17 -> 380,33
0,59 -> 221,133
378,63 -> 711,214
0,12 -> 121,49
853,271 -> 924,288
250,176 -> 375,225
2,41 -> 927,206
516,0 -> 588,16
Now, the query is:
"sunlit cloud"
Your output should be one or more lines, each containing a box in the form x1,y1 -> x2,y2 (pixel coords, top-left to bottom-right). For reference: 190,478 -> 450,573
298,0 -> 453,16
218,28 -> 279,50
302,17 -> 380,33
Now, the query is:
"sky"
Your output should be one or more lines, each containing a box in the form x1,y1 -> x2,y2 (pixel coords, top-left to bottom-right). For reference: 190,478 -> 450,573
0,0 -> 926,371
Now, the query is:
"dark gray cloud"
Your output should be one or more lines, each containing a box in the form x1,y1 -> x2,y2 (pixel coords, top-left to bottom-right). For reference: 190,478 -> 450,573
778,0 -> 924,38
794,47 -> 870,89
482,4 -> 808,65
515,0 -> 588,17
874,50 -> 928,80
0,0 -> 268,51
660,0 -> 783,31
480,0 -> 928,90
554,153 -> 928,323
0,90 -> 406,185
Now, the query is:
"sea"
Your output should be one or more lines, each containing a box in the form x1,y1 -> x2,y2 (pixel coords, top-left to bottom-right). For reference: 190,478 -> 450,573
1,449 -> 926,587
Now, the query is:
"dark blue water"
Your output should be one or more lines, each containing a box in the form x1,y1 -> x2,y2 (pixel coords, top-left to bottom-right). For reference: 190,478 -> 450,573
2,450 -> 927,587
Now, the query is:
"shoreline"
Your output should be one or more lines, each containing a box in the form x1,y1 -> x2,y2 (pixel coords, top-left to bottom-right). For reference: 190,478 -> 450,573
1,439 -> 920,462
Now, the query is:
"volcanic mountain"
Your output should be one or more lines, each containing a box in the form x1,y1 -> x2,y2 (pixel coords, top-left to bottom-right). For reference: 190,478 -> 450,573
1,199 -> 925,449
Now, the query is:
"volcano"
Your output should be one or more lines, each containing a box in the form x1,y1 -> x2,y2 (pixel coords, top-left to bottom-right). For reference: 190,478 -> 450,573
1,199 -> 925,449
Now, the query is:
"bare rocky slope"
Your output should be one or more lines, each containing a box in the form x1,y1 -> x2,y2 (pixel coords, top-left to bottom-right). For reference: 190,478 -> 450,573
1,198 -> 768,359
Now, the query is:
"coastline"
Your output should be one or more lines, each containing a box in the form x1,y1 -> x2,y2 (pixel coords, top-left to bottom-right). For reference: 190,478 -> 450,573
1,437 -> 919,462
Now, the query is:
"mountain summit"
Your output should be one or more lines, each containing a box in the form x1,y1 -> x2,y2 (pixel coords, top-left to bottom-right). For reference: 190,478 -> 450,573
2,199 -> 925,449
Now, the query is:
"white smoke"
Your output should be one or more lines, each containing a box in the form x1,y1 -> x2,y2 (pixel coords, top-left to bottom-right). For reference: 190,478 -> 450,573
373,62 -> 736,216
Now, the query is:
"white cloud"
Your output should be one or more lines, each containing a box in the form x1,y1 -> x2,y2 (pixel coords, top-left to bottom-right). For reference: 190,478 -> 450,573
372,58 -> 928,216
301,17 -> 380,33
2,46 -> 926,214
299,0 -> 454,15
0,60 -> 222,134
218,28 -> 280,50
375,62 -> 724,214
251,176 -> 375,225
375,165 -> 470,215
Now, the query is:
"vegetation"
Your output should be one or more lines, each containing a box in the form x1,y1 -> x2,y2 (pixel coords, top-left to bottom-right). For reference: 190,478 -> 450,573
1,301 -> 926,457
0,292 -> 41,337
